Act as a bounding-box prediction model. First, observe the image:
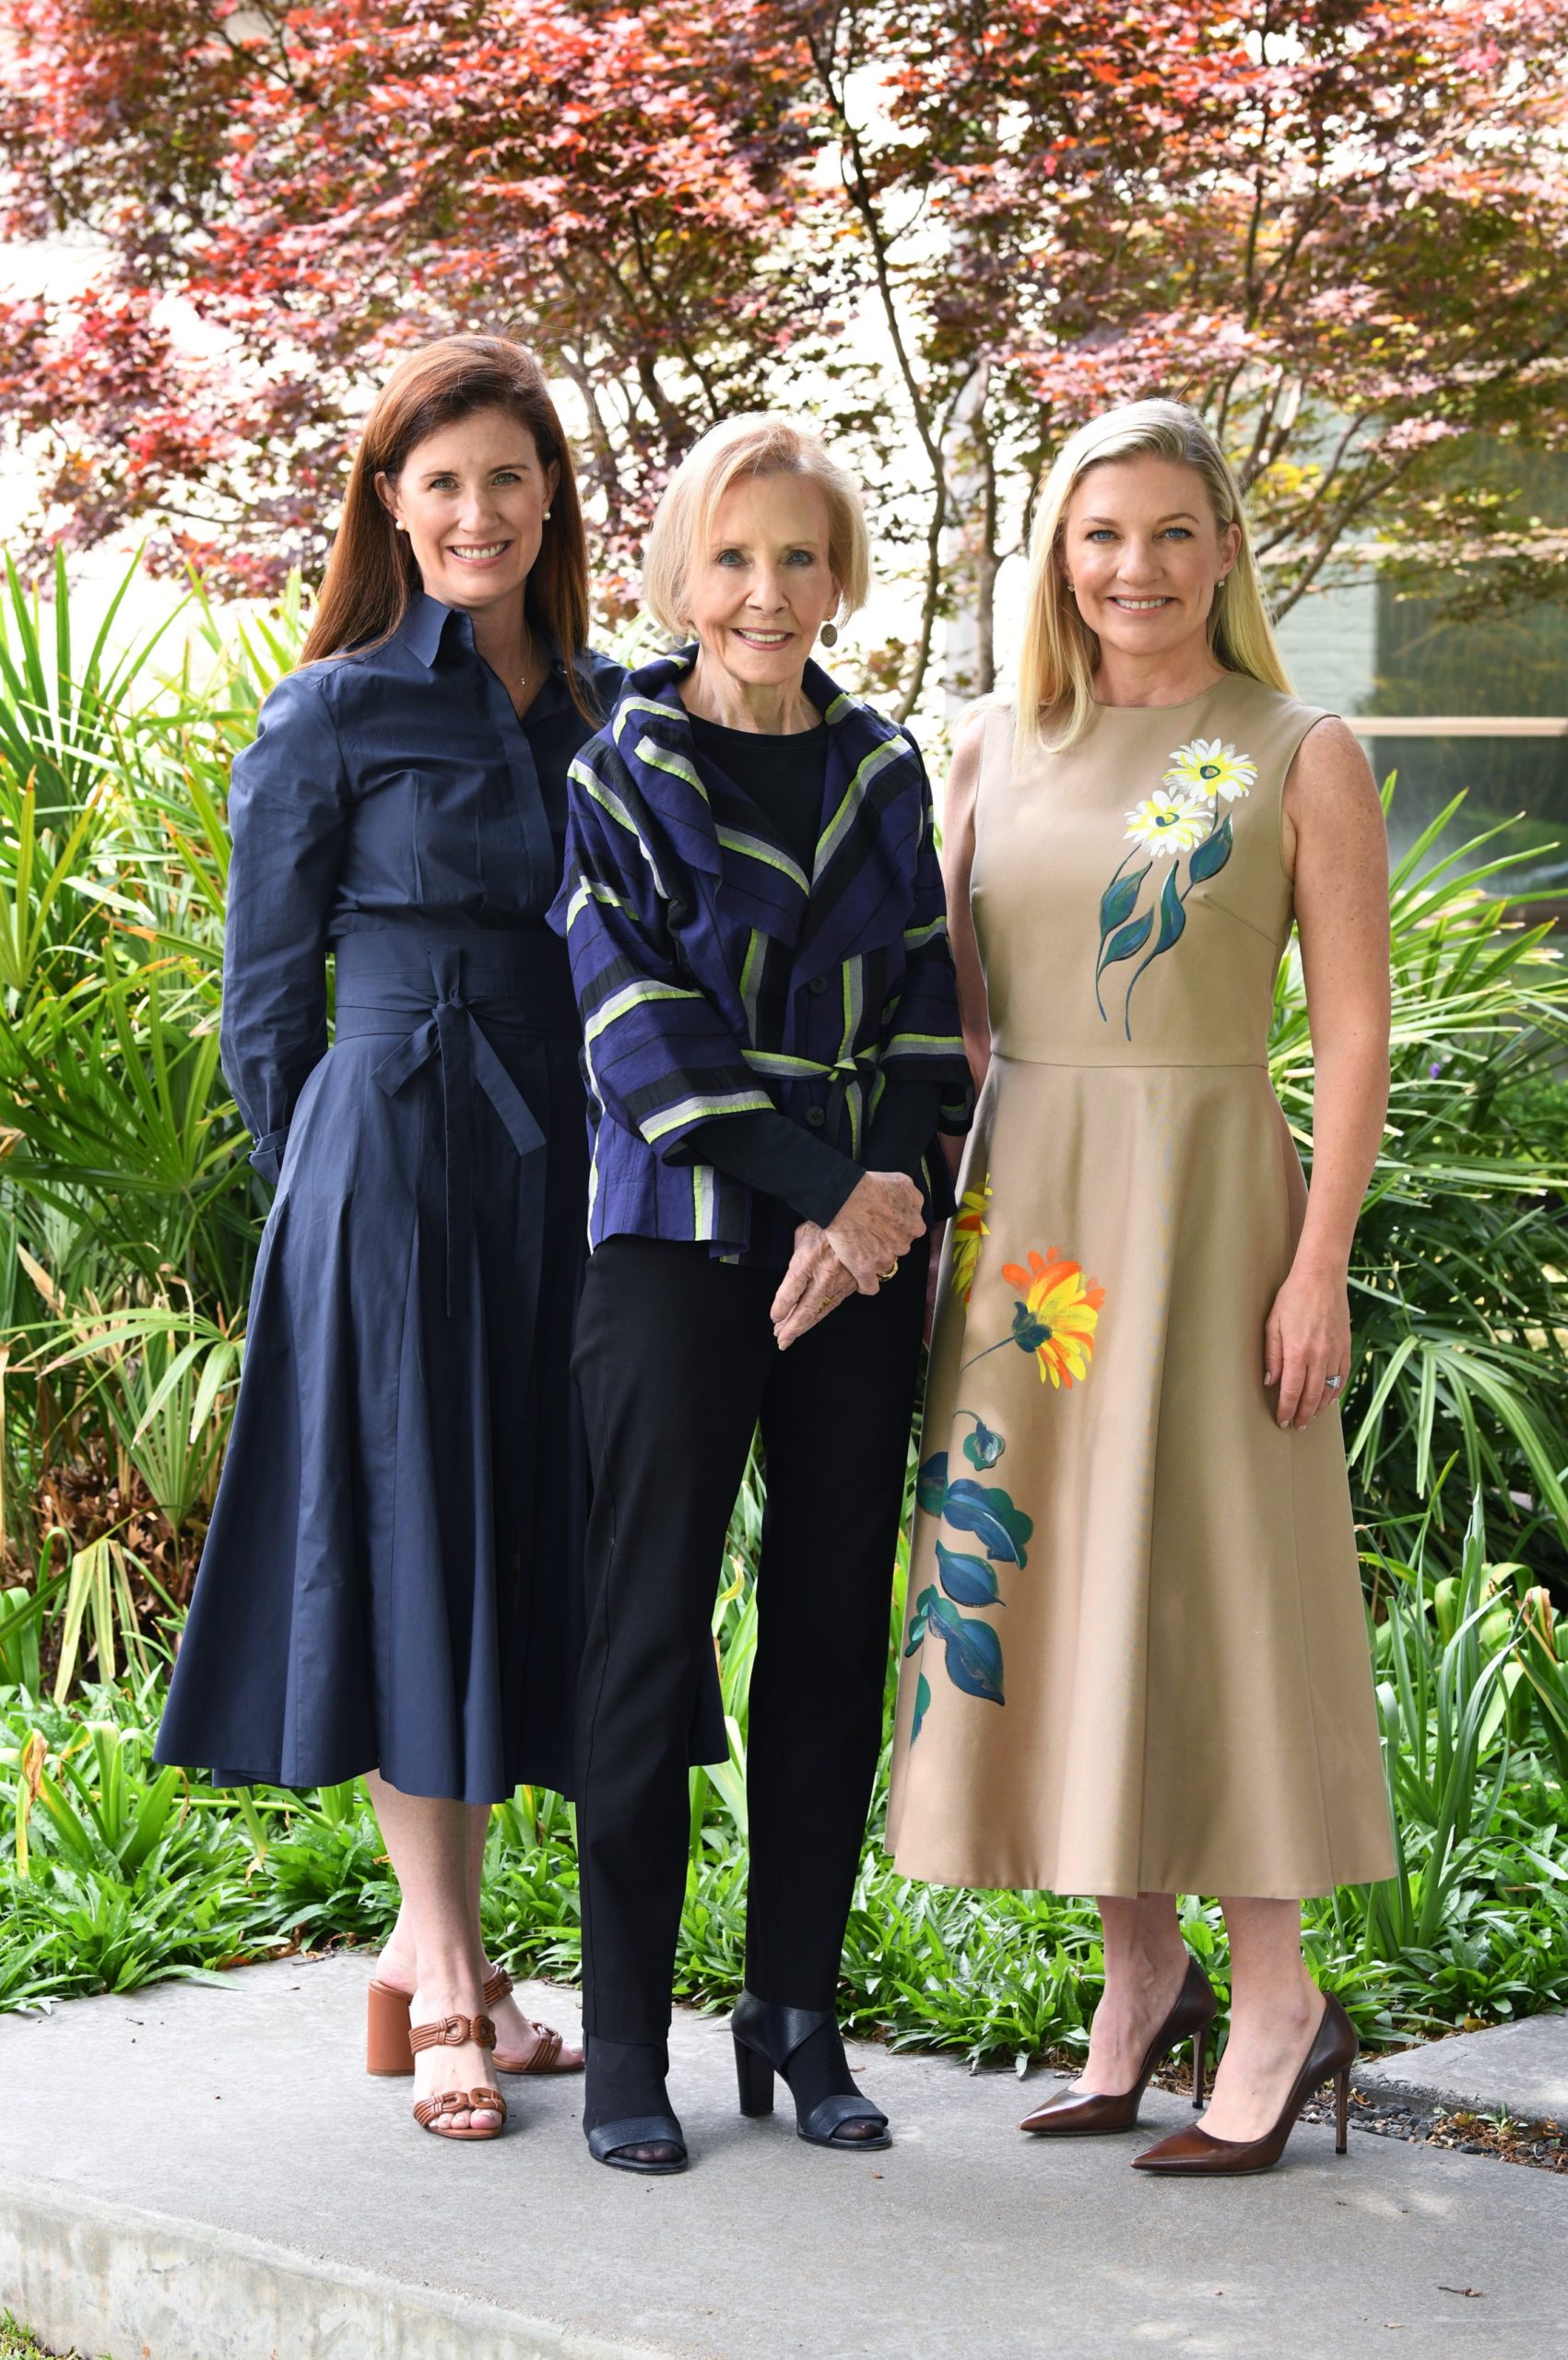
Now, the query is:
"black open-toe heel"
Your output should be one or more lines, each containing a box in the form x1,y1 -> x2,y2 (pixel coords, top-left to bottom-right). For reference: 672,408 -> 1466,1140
732,1991 -> 890,2151
583,2036 -> 688,2175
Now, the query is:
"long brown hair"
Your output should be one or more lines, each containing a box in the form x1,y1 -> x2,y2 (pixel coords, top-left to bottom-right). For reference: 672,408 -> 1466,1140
301,336 -> 598,716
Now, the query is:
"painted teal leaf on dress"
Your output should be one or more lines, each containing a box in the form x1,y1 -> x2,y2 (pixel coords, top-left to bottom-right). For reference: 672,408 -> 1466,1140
936,1541 -> 1002,1607
910,1670 -> 932,1742
1100,909 -> 1154,969
961,1413 -> 1005,1469
942,1478 -> 1032,1569
1187,814 -> 1232,885
911,1444 -> 949,1519
1098,862 -> 1150,943
1124,867 -> 1189,1040
928,1592 -> 1005,1705
915,1452 -> 949,1518
1151,863 -> 1187,953
904,1582 -> 936,1656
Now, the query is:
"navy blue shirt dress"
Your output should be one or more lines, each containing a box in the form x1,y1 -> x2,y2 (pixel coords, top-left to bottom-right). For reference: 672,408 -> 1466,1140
155,594 -> 628,1801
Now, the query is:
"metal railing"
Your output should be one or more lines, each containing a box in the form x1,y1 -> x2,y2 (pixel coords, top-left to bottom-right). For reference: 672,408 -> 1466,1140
1346,717 -> 1568,737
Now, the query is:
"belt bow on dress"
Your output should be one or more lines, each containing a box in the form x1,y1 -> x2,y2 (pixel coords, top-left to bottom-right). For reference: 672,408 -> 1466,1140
334,932 -> 570,1316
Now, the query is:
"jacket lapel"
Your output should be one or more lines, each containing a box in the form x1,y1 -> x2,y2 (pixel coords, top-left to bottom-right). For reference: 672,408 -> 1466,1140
792,666 -> 922,986
609,652 -> 921,974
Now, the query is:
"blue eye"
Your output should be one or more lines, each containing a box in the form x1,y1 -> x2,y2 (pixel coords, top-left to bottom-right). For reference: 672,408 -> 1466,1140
1086,527 -> 1117,541
784,549 -> 816,565
1162,525 -> 1193,541
715,549 -> 747,566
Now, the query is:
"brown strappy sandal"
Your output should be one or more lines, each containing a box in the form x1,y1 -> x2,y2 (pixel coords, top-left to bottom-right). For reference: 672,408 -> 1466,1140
366,1968 -> 582,2077
409,2012 -> 507,2141
481,1967 -> 584,2076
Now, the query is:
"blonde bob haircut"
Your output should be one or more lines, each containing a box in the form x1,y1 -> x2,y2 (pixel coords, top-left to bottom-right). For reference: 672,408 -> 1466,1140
643,413 -> 871,641
1016,399 -> 1292,761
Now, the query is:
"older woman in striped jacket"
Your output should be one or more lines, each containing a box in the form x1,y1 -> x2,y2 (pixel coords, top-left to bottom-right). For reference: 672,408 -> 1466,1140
548,414 -> 972,2175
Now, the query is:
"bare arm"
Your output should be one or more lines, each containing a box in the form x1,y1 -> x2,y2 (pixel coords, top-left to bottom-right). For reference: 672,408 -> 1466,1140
942,706 -> 992,1099
1267,717 -> 1391,1429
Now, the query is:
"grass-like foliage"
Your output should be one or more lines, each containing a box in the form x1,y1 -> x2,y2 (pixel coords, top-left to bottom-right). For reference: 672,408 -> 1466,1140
6,1483 -> 1568,2061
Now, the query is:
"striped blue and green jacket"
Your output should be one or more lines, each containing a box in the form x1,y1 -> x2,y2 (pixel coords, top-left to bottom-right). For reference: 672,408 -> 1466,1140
548,647 -> 973,1261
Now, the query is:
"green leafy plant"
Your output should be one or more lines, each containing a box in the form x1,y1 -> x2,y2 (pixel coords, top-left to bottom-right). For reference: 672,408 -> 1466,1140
1271,788 -> 1568,1572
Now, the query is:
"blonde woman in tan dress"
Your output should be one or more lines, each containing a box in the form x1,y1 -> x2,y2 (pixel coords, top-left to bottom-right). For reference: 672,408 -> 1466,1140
887,399 -> 1396,2176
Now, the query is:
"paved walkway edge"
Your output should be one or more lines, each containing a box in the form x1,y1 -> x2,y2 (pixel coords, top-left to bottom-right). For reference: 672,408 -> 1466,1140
1,2176 -> 673,2360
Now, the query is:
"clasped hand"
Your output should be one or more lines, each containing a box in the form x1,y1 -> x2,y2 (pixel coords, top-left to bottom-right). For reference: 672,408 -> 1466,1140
770,1170 -> 925,1351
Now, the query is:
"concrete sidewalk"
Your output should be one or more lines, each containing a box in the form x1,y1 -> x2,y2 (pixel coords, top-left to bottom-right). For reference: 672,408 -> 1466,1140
1,1955 -> 1562,2360
1357,2011 -> 1568,2126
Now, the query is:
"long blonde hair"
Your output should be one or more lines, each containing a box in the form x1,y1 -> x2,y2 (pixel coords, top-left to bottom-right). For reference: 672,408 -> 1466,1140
1015,400 -> 1291,761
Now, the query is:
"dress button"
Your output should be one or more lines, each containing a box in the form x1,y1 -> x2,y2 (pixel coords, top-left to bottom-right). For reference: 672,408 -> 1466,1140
806,1106 -> 826,1128
808,976 -> 828,996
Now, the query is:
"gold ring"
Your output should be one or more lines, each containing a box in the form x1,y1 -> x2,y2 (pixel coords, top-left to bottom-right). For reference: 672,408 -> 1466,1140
878,1264 -> 900,1281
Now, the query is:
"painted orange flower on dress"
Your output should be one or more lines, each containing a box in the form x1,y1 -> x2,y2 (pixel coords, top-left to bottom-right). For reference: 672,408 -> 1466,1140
949,1179 -> 992,1302
998,1249 -> 1106,1387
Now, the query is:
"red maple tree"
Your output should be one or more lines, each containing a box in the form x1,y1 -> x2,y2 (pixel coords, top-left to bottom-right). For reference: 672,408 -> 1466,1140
3,2 -> 1567,709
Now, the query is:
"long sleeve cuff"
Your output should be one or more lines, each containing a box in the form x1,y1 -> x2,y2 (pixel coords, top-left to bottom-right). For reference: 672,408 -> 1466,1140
684,1110 -> 862,1228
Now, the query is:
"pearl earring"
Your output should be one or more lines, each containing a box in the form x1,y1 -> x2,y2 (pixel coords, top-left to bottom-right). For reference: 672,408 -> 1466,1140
395,520 -> 407,532
544,508 -> 552,520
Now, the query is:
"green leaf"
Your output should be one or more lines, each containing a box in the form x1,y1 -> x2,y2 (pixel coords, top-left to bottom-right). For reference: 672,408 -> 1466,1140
1098,861 -> 1149,941
927,1593 -> 1005,1705
1187,814 -> 1232,884
935,1541 -> 1001,1607
1100,909 -> 1153,969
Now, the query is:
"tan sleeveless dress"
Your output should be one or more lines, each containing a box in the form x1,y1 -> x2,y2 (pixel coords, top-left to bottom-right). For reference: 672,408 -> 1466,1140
886,678 -> 1395,1899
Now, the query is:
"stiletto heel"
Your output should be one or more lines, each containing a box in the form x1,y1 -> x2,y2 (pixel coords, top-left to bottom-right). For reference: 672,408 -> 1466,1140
1020,1954 -> 1218,2137
731,1992 -> 890,2151
734,2036 -> 775,2118
1133,1990 -> 1360,2176
1192,2021 -> 1208,2111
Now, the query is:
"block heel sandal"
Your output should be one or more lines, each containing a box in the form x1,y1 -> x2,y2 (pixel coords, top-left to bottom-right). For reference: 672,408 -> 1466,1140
366,1967 -> 581,2077
409,2012 -> 507,2142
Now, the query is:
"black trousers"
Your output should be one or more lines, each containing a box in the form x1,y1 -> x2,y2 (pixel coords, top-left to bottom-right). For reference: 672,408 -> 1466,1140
572,1233 -> 929,2043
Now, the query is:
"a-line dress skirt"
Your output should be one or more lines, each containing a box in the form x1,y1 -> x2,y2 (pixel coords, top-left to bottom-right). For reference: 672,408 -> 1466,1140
156,927 -> 594,1801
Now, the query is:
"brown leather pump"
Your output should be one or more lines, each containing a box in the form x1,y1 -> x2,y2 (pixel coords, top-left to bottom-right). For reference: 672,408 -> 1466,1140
1132,1989 -> 1358,2176
367,1966 -> 583,2077
409,2011 -> 507,2141
1020,1955 -> 1217,2137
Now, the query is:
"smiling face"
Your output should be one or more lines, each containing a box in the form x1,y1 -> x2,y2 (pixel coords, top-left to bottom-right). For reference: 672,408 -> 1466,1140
376,407 -> 559,615
685,470 -> 842,692
1059,454 -> 1241,666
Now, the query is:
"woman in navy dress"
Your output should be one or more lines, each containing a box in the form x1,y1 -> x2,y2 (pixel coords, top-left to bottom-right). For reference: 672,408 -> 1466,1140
157,336 -> 627,2142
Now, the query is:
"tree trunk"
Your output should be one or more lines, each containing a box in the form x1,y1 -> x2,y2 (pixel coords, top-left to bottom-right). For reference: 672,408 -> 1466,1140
942,361 -> 997,718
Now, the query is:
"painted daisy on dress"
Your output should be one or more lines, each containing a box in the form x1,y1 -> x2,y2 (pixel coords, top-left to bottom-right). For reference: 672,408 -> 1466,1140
1162,738 -> 1257,804
949,1178 -> 992,1303
999,1250 -> 1106,1387
1097,734 -> 1258,1040
959,1247 -> 1107,1389
1124,790 -> 1209,856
